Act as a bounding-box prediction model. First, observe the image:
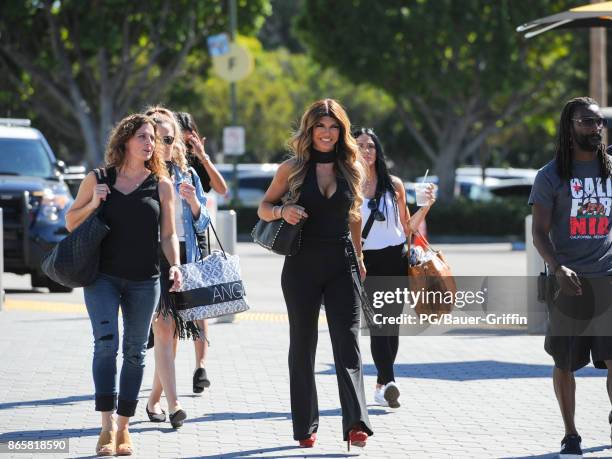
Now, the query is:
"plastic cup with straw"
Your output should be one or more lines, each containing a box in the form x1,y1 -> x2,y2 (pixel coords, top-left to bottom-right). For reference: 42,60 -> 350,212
415,169 -> 434,206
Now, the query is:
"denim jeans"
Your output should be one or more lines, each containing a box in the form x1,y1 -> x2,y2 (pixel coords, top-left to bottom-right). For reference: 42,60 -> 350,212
84,273 -> 160,417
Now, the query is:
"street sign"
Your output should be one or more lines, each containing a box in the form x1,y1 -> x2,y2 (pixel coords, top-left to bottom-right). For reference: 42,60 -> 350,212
223,126 -> 245,155
207,33 -> 230,57
212,43 -> 253,82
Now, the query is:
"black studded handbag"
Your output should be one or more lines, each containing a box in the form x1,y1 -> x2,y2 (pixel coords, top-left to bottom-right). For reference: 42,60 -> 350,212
251,216 -> 304,256
41,169 -> 110,287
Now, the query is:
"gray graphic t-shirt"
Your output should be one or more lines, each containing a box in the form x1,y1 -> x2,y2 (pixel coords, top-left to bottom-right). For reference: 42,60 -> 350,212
528,158 -> 612,275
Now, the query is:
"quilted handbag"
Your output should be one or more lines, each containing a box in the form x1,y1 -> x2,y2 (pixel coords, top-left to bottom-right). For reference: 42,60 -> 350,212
41,169 -> 110,287
173,222 -> 249,321
251,216 -> 304,256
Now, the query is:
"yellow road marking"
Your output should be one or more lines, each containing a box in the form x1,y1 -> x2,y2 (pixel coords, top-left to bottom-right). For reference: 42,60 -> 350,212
2,299 -> 328,324
4,299 -> 87,313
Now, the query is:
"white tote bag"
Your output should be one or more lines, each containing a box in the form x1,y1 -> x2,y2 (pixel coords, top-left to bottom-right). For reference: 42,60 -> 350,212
173,223 -> 249,321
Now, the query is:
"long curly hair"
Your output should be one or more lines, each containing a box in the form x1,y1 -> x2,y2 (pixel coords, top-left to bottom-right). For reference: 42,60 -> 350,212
287,99 -> 364,222
104,114 -> 168,178
556,96 -> 611,180
145,105 -> 188,172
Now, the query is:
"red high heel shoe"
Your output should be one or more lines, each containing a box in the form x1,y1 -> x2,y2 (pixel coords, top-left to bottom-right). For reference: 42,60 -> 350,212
347,428 -> 368,451
298,433 -> 317,448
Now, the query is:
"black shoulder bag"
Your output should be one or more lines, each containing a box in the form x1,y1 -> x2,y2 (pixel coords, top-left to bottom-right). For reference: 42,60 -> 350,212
41,168 -> 111,287
251,208 -> 305,256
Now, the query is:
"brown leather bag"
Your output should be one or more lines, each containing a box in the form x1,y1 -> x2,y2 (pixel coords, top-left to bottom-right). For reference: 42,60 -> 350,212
408,233 -> 457,317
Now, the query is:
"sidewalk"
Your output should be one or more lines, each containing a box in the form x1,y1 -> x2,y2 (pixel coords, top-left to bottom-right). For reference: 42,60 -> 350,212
1,303 -> 611,458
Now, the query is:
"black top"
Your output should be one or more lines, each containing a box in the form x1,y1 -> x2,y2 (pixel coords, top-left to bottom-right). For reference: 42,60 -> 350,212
310,148 -> 337,163
187,154 -> 212,192
298,160 -> 353,241
99,168 -> 162,280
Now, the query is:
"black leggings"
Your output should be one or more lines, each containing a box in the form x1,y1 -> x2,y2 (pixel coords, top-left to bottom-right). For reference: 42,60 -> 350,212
281,240 -> 373,441
363,243 -> 407,385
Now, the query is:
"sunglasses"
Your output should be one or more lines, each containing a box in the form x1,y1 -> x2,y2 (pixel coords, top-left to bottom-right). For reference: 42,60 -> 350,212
572,117 -> 608,128
162,135 -> 175,145
367,199 -> 386,222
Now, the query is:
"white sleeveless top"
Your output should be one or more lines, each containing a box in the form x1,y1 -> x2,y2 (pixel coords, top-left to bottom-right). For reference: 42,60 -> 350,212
360,190 -> 405,250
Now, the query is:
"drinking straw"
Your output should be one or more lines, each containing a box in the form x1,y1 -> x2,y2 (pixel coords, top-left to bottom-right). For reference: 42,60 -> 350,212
422,169 -> 429,183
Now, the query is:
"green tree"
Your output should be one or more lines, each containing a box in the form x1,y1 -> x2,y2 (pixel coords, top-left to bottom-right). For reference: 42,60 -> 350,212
0,0 -> 270,166
296,0 -> 584,200
169,36 -> 395,163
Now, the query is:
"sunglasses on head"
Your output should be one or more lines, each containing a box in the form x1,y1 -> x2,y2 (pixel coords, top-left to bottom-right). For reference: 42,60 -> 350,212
162,135 -> 175,145
367,198 -> 385,222
572,117 -> 608,128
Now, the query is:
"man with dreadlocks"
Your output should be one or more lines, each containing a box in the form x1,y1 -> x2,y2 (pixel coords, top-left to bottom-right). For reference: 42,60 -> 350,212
530,96 -> 612,458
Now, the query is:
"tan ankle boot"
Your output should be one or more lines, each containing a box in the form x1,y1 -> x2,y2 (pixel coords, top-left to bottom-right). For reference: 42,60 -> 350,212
116,429 -> 133,456
95,430 -> 116,456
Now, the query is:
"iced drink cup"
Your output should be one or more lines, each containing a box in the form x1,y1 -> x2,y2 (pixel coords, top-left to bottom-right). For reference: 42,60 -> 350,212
415,183 -> 435,206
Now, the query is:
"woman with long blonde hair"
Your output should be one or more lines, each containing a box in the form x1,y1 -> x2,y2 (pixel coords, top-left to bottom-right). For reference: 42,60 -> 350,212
143,106 -> 211,429
258,99 -> 373,450
66,113 -> 182,456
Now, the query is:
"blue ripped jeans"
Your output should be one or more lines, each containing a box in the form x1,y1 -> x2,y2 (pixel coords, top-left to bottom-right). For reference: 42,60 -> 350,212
84,273 -> 160,417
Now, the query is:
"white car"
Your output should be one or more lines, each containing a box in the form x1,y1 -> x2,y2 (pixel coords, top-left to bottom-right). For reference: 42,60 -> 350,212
215,163 -> 278,208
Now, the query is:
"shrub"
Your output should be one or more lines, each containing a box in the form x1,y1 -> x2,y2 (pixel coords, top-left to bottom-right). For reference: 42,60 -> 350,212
225,197 -> 532,239
423,197 -> 530,238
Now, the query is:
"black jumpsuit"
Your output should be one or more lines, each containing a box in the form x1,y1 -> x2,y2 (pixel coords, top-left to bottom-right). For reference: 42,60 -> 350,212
281,158 -> 373,441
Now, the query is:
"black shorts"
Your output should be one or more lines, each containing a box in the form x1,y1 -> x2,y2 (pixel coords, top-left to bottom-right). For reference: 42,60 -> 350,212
545,276 -> 612,371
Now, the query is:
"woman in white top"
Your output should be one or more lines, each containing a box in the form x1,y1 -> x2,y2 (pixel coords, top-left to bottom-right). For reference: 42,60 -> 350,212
354,128 -> 435,409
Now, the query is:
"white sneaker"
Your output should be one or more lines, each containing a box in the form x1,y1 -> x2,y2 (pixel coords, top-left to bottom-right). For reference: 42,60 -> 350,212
373,387 -> 388,406
383,382 -> 401,408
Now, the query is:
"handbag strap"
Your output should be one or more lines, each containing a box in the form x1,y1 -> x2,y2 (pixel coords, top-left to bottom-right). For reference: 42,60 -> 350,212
361,210 -> 377,240
190,168 -> 213,255
361,192 -> 382,240
92,168 -> 110,214
413,229 -> 433,252
93,168 -> 108,185
205,220 -> 228,259
188,168 -> 214,261
207,226 -> 211,255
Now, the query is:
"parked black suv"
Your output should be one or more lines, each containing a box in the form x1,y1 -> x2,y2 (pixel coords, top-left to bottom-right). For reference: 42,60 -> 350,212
0,118 -> 75,292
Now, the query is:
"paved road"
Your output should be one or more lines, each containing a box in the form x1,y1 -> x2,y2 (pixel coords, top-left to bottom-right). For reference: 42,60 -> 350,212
1,244 -> 611,458
3,242 -> 527,313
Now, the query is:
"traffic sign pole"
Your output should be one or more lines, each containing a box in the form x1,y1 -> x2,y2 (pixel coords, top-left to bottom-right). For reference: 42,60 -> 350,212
210,0 -> 254,206
229,0 -> 239,205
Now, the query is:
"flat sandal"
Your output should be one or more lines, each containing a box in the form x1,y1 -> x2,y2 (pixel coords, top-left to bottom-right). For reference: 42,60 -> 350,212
95,430 -> 116,456
116,429 -> 133,456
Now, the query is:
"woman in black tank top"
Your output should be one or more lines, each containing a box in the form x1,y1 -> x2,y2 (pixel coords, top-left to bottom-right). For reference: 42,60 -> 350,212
175,111 -> 228,394
258,99 -> 373,450
66,114 -> 182,456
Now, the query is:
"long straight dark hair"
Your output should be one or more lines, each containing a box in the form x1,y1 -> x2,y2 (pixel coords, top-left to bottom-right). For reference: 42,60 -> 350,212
353,127 -> 398,223
555,96 -> 611,180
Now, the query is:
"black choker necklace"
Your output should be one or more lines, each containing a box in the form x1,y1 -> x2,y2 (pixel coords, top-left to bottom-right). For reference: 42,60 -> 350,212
310,148 -> 337,163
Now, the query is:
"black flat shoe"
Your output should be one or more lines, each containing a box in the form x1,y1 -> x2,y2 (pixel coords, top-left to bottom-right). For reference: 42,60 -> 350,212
169,409 -> 187,429
193,368 -> 211,393
146,404 -> 166,423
